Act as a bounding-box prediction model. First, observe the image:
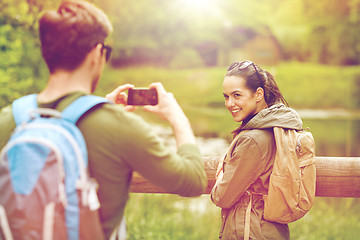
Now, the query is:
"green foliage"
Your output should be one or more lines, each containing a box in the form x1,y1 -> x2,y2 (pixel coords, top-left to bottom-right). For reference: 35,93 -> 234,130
169,48 -> 205,69
1,0 -> 360,106
0,21 -> 42,108
0,0 -> 50,108
94,0 -> 360,66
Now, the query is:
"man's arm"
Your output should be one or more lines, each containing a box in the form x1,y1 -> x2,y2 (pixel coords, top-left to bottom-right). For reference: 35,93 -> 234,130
142,82 -> 196,148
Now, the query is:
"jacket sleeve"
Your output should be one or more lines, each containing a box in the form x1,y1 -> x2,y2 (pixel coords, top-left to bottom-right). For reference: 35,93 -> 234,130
119,111 -> 207,197
210,135 -> 264,208
81,104 -> 207,198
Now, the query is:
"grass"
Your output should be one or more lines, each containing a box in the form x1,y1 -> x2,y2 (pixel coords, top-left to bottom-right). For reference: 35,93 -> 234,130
125,194 -> 221,240
289,197 -> 360,240
124,194 -> 360,240
274,62 -> 357,109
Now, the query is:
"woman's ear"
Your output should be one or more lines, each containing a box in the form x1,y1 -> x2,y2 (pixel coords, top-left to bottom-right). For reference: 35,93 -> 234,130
255,87 -> 265,102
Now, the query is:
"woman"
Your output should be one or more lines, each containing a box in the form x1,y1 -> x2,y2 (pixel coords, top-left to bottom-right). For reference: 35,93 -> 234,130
210,60 -> 303,239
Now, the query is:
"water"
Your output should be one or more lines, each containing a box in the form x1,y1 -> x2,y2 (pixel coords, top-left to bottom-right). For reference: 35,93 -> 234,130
152,113 -> 360,158
152,124 -> 229,157
298,109 -> 360,157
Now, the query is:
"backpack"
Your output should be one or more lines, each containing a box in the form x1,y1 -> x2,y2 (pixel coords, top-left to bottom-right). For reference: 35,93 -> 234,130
0,94 -> 108,240
262,127 -> 316,223
244,127 -> 316,240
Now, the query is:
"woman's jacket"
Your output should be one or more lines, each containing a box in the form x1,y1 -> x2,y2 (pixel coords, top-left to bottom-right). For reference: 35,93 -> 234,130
211,104 -> 303,240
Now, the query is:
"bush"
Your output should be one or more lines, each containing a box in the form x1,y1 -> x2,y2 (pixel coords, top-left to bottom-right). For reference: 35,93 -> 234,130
169,48 -> 205,69
0,24 -> 42,107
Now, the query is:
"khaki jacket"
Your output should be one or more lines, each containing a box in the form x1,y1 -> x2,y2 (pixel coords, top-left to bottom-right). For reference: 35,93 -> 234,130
211,104 -> 303,240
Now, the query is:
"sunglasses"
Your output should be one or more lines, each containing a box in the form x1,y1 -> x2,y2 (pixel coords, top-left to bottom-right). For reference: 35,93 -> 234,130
227,60 -> 262,81
101,43 -> 112,62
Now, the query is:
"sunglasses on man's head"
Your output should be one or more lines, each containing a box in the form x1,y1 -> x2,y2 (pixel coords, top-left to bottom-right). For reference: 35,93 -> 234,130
227,60 -> 262,81
101,43 -> 112,62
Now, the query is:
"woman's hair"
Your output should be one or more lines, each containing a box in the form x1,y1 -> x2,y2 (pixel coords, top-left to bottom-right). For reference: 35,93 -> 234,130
226,61 -> 288,107
39,0 -> 113,73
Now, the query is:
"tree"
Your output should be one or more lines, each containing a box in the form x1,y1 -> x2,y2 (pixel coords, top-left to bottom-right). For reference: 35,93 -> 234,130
0,0 -> 62,107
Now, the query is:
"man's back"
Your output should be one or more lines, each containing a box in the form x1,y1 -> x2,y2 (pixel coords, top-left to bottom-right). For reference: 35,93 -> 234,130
0,92 -> 207,238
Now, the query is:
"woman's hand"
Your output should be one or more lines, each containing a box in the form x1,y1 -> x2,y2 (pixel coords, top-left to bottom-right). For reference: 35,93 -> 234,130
105,84 -> 135,111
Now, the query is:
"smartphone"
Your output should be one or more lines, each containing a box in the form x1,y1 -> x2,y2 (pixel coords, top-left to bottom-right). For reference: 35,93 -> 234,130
127,88 -> 158,106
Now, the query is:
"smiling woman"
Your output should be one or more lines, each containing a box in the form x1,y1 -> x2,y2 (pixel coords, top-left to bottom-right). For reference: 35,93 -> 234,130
210,61 -> 298,240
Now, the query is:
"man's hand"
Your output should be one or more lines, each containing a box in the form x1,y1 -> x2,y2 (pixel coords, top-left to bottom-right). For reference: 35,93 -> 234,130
105,84 -> 135,111
143,82 -> 196,147
142,82 -> 182,121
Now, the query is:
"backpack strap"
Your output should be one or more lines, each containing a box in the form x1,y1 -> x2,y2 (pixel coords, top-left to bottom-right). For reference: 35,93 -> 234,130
12,94 -> 38,126
244,191 -> 252,240
61,95 -> 109,124
0,204 -> 13,240
12,94 -> 109,126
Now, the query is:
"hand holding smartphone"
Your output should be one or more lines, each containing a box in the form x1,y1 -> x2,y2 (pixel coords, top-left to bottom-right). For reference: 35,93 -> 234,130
127,88 -> 158,106
141,82 -> 197,147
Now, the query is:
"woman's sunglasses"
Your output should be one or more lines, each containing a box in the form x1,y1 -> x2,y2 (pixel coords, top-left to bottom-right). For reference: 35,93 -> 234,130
227,60 -> 262,81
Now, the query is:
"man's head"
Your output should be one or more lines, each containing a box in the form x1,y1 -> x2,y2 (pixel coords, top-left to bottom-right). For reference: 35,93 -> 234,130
39,0 -> 113,73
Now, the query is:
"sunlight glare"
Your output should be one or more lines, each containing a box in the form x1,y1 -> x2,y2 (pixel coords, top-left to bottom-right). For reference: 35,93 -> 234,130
180,0 -> 209,10
177,0 -> 220,18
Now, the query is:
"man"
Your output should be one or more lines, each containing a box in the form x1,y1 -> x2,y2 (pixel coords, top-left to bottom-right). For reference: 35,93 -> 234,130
0,1 -> 207,238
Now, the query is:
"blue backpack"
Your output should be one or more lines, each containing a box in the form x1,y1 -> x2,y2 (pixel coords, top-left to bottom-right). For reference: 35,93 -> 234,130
0,94 -> 108,240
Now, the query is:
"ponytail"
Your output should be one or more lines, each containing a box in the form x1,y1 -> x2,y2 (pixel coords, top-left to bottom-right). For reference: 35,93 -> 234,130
262,70 -> 288,107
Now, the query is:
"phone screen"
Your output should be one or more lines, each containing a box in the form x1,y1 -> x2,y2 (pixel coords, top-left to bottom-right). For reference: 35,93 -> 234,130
127,88 -> 158,106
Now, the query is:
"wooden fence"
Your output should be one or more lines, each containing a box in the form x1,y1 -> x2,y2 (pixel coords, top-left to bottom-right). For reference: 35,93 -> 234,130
130,157 -> 360,198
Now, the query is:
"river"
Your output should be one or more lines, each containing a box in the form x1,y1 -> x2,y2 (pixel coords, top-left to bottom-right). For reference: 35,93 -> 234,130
152,107 -> 360,157
151,124 -> 229,157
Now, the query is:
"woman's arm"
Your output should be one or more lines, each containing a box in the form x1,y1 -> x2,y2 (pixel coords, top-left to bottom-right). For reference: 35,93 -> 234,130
210,135 -> 264,208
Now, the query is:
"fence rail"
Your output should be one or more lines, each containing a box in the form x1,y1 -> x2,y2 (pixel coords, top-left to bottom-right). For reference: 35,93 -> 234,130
130,157 -> 360,198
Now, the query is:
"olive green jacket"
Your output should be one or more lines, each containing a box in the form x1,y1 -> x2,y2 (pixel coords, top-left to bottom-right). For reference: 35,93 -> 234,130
211,104 -> 303,240
0,92 -> 207,239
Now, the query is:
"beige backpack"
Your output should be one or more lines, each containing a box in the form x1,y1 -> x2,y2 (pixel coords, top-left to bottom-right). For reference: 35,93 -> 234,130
263,127 -> 316,222
244,127 -> 316,239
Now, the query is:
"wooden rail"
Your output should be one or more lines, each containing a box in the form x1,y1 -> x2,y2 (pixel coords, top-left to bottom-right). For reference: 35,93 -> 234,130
130,157 -> 360,198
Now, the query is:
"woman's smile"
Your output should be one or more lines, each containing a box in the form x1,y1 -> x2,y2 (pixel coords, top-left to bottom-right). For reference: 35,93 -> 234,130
230,108 -> 241,115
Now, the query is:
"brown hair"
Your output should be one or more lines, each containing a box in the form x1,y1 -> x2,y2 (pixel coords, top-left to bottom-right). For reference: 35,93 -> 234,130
39,0 -> 113,73
226,62 -> 288,107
